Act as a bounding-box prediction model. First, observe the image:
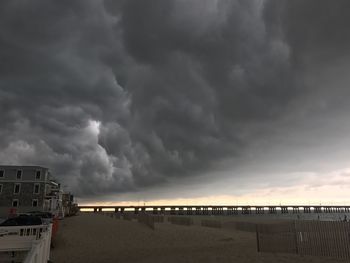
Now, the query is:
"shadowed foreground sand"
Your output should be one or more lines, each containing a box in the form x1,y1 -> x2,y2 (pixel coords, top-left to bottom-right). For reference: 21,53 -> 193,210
50,213 -> 346,263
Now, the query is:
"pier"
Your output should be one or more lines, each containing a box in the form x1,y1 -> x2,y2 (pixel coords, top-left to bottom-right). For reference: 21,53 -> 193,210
78,205 -> 350,215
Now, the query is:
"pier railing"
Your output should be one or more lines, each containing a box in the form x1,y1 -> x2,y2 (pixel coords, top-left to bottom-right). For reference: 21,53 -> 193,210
79,205 -> 350,215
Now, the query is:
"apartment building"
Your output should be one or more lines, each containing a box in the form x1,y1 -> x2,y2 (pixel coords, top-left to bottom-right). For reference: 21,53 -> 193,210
0,165 -> 62,218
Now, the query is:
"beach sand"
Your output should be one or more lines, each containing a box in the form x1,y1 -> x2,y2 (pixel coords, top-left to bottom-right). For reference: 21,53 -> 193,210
50,213 -> 346,263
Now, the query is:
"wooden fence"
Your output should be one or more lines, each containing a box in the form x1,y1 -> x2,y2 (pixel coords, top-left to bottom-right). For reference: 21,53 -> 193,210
123,213 -> 136,221
220,221 -> 257,232
168,216 -> 194,226
201,219 -> 222,228
151,215 -> 165,223
137,214 -> 155,230
257,221 -> 350,260
256,222 -> 296,254
234,222 -> 257,232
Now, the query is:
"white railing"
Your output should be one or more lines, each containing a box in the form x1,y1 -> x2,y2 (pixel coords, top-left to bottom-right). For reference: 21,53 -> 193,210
24,224 -> 52,263
0,224 -> 52,263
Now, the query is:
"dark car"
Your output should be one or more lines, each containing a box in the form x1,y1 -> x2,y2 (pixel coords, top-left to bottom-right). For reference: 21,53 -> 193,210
0,215 -> 42,226
26,211 -> 54,219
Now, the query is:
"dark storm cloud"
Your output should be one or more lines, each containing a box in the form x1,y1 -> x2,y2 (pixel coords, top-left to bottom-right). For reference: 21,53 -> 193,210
265,0 -> 350,115
284,0 -> 350,60
106,0 -> 295,189
0,0 -> 348,197
0,0 -> 131,194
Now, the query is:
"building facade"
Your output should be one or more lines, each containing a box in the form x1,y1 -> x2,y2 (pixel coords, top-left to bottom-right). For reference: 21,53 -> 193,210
0,165 -> 61,218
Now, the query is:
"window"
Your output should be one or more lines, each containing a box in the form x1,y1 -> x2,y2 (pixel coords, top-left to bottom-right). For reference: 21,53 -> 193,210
0,184 -> 2,194
14,183 -> 21,194
12,199 -> 19,207
33,184 -> 40,194
0,170 -> 4,178
32,199 -> 38,207
35,170 -> 41,180
16,170 -> 22,179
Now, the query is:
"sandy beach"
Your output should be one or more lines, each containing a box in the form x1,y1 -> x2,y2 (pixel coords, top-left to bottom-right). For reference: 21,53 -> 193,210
50,213 -> 347,263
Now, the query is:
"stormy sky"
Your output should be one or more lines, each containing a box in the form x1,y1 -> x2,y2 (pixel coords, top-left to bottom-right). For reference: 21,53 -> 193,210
1,0 -> 350,204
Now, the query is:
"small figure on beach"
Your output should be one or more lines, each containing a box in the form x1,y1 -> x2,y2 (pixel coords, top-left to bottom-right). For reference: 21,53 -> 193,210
343,215 -> 347,222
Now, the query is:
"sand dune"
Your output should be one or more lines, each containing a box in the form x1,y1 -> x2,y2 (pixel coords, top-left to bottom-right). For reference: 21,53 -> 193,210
50,213 -> 346,263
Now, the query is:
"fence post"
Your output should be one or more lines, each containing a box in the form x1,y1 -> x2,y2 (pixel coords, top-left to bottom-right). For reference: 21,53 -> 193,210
293,220 -> 299,255
256,224 -> 260,252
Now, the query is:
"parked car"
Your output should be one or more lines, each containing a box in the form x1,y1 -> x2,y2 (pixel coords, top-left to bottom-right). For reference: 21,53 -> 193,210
26,211 -> 54,219
18,211 -> 54,224
0,215 -> 42,226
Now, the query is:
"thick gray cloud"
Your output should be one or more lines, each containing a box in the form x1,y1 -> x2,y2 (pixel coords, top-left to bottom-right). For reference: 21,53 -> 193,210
1,0 -> 350,199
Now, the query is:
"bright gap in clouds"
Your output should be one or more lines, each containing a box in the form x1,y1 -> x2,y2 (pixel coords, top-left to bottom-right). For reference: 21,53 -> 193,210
88,120 -> 101,136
